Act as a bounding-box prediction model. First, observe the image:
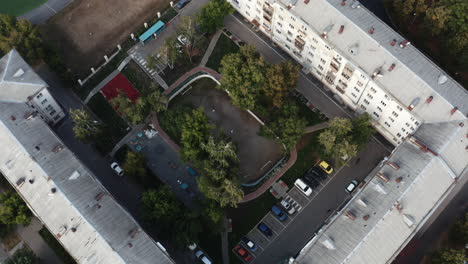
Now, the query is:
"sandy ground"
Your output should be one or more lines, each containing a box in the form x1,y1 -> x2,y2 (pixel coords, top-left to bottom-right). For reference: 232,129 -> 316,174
42,0 -> 172,74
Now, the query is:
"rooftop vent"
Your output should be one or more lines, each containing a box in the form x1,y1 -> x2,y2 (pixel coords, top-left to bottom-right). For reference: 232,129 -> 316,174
13,68 -> 25,78
395,177 -> 403,183
373,182 -> 387,194
399,40 -> 410,48
438,74 -> 448,84
395,201 -> 403,213
408,97 -> 420,111
390,39 -> 397,46
16,178 -> 25,187
341,0 -> 346,6
49,187 -> 57,195
388,63 -> 396,72
304,0 -> 309,3
426,96 -> 433,104
345,210 -> 356,220
357,198 -> 368,207
368,27 -> 374,34
387,161 -> 400,171
348,43 -> 359,55
403,214 -> 415,227
450,107 -> 458,115
377,172 -> 389,182
71,227 -> 77,233
371,68 -> 383,79
10,115 -> 16,121
350,1 -> 361,8
95,192 -> 105,201
322,237 -> 336,250
69,170 -> 80,180
363,215 -> 370,221
338,25 -> 344,34
52,144 -> 64,153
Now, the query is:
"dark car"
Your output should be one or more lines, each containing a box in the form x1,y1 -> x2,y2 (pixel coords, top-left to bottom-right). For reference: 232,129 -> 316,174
271,205 -> 287,221
176,0 -> 190,9
311,167 -> 327,181
257,223 -> 273,237
241,236 -> 258,252
233,244 -> 253,262
302,173 -> 320,189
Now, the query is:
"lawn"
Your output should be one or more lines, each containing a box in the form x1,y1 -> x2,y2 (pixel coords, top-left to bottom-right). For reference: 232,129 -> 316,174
206,34 -> 240,71
0,0 -> 46,16
39,227 -> 76,264
121,61 -> 159,96
87,93 -> 129,154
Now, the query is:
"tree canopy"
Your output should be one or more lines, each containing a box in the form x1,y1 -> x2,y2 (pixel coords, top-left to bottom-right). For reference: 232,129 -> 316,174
0,191 -> 31,225
263,61 -> 299,108
197,0 -> 233,34
70,108 -> 102,143
180,107 -> 214,161
431,248 -> 467,264
5,248 -> 39,264
219,45 -> 268,109
0,14 -> 44,64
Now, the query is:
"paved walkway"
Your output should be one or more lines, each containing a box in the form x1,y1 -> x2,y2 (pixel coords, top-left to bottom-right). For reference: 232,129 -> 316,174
304,121 -> 329,133
199,30 -> 223,67
128,50 -> 169,90
221,216 -> 229,264
83,69 -> 120,103
240,148 -> 298,203
16,217 -> 62,264
151,112 -> 181,152
20,0 -> 73,24
110,124 -> 145,156
164,66 -> 222,97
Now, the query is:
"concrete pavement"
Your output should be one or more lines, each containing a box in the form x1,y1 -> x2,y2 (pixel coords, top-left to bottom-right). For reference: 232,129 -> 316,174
200,30 -> 223,66
20,0 -> 73,24
16,217 -> 62,264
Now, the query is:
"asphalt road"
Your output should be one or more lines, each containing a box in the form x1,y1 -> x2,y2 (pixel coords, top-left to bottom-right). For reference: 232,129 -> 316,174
20,0 -> 73,24
224,14 -> 392,263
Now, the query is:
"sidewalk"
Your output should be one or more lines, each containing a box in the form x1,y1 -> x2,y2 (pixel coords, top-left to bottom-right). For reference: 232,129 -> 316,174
200,30 -> 223,67
16,217 -> 62,264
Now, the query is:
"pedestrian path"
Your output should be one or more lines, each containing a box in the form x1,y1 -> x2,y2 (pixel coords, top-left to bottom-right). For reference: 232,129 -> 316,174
110,124 -> 145,157
221,216 -> 230,264
199,29 -> 223,67
84,70 -> 120,103
128,49 -> 169,90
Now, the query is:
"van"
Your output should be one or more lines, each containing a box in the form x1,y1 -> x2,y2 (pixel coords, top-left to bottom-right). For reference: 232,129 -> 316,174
295,178 -> 312,196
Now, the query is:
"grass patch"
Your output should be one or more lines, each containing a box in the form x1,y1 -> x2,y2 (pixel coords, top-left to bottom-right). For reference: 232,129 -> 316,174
280,133 -> 320,187
87,93 -> 129,154
39,227 -> 76,264
198,229 -> 222,264
206,34 -> 240,71
121,61 -> 158,96
0,0 -> 47,16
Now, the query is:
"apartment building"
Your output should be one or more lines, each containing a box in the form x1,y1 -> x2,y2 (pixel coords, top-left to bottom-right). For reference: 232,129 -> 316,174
229,0 -> 467,146
0,50 -> 175,264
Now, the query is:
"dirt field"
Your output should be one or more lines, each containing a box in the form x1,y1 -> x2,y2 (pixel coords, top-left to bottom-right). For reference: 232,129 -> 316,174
42,0 -> 172,74
171,79 -> 284,183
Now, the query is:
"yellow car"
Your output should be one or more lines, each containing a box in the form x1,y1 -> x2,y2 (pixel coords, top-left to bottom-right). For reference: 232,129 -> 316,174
319,161 -> 334,174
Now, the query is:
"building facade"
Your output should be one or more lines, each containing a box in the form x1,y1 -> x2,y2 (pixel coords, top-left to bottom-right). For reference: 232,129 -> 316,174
228,0 -> 467,146
0,50 -> 174,264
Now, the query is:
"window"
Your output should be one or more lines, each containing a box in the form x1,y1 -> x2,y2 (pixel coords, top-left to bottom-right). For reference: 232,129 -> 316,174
360,105 -> 367,110
397,105 -> 403,111
363,99 -> 370,105
41,99 -> 48,104
290,16 -> 296,21
392,111 -> 399,117
286,37 -> 292,42
384,94 -> 389,99
351,93 -> 357,98
402,128 -> 406,132
325,45 -> 331,50
397,133 -> 401,137
53,115 -> 61,121
256,8 -> 261,13
316,70 -> 322,76
357,81 -> 363,87
306,58 -> 312,63
285,44 -> 290,50
246,11 -> 250,16
405,122 -> 410,127
318,65 -> 324,70
312,38 -> 318,43
310,45 -> 316,51
389,117 -> 395,122
354,87 -> 360,93
287,31 -> 293,36
36,93 -> 43,99
246,5 -> 251,9
277,22 -> 282,27
410,126 -> 414,131
367,94 -> 373,99
384,121 -> 391,128
373,112 -> 380,118
410,117 -> 415,121
415,121 -> 420,126
370,87 -> 376,93
289,24 -> 294,29
45,104 -> 54,111
377,106 -> 382,112
320,58 -> 326,64
50,110 -> 56,116
360,74 -> 366,79
276,29 -> 281,34
308,51 -> 314,57
380,100 -> 387,106
278,15 -> 284,20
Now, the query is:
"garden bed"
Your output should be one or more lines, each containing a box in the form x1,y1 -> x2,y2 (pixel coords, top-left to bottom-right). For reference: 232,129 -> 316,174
206,34 -> 240,71
121,61 -> 160,95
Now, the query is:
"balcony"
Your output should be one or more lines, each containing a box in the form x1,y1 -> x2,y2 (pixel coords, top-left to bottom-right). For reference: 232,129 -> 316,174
263,4 -> 274,16
263,15 -> 271,23
294,37 -> 305,51
335,85 -> 345,94
330,63 -> 339,73
262,22 -> 271,31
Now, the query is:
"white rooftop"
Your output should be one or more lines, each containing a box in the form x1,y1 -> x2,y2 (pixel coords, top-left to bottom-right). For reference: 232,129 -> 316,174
279,0 -> 468,122
296,119 -> 467,264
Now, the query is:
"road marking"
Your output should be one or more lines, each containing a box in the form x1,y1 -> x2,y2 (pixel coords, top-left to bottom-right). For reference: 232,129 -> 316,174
45,4 -> 58,13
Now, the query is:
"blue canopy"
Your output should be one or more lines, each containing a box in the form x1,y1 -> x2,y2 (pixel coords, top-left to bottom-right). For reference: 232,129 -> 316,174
139,21 -> 165,43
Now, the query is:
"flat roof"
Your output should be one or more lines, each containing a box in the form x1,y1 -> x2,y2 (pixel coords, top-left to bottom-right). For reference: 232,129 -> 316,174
139,21 -> 165,42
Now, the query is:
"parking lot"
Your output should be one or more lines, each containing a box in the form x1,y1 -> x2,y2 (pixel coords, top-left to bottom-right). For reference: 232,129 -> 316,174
233,164 -> 338,262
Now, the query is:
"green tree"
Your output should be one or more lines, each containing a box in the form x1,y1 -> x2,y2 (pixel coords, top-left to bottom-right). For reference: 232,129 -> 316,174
219,45 -> 269,109
141,186 -> 182,221
263,61 -> 299,108
70,108 -> 102,142
318,117 -> 357,165
147,89 -> 168,113
351,113 -> 375,147
122,151 -> 148,182
198,176 -> 243,208
160,36 -> 180,69
202,199 -> 224,225
431,248 -> 467,264
180,108 -> 214,161
177,16 -> 202,63
172,211 -> 203,246
197,0 -> 233,33
445,0 -> 468,34
201,137 -> 238,169
425,5 -> 452,35
270,117 -> 307,151
5,248 -> 39,264
0,14 -> 44,63
110,91 -> 147,125
0,191 -> 31,225
450,213 -> 468,245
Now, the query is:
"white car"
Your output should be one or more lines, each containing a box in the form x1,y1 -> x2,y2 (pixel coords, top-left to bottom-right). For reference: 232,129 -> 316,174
177,35 -> 189,46
280,199 -> 296,215
195,250 -> 212,264
346,180 -> 359,194
295,178 -> 312,196
110,162 -> 124,177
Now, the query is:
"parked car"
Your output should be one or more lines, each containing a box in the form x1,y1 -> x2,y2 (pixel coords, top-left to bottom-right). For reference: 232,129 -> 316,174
233,244 -> 253,262
271,205 -> 287,221
346,179 -> 359,194
176,0 -> 190,9
241,236 -> 258,251
319,160 -> 334,174
257,222 -> 273,237
195,250 -> 212,264
280,200 -> 296,215
110,162 -> 124,176
294,178 -> 312,196
311,167 -> 327,181
303,173 -> 320,188
177,34 -> 189,45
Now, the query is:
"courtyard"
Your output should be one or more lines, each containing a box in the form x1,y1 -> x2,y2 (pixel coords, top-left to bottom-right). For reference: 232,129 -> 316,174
163,78 -> 284,183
